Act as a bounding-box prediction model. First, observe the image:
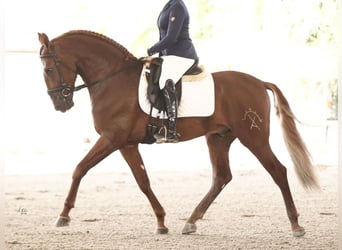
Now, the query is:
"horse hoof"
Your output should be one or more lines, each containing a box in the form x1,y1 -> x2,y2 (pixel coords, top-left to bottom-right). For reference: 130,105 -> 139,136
55,216 -> 70,227
182,223 -> 197,234
292,227 -> 305,237
155,227 -> 169,234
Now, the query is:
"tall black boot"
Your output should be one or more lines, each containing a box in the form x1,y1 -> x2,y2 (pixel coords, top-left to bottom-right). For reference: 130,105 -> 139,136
163,79 -> 180,142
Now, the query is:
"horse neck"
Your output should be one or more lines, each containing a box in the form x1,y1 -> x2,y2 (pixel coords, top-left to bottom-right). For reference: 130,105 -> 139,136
57,35 -> 135,85
55,34 -> 141,113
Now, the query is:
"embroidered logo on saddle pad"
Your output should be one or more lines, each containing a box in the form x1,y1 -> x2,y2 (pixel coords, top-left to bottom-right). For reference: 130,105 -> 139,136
138,66 -> 215,118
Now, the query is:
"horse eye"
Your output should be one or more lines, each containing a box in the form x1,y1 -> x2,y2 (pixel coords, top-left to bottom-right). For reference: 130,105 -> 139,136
44,68 -> 53,75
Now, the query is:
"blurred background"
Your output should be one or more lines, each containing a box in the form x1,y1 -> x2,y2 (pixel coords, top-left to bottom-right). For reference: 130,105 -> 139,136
3,0 -> 338,175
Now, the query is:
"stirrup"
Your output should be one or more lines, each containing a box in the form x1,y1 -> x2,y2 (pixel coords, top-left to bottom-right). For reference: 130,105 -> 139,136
153,126 -> 168,144
153,126 -> 180,143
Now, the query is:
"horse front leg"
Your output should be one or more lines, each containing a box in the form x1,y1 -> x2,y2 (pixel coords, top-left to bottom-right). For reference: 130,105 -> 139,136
55,135 -> 117,227
120,145 -> 168,234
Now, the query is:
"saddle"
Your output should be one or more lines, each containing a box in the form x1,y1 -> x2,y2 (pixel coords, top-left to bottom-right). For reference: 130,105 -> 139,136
141,57 -> 202,112
140,56 -> 203,144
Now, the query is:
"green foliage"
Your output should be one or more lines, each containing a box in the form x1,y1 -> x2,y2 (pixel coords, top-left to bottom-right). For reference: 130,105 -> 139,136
193,0 -> 215,39
187,0 -> 338,119
283,0 -> 337,46
193,0 -> 337,47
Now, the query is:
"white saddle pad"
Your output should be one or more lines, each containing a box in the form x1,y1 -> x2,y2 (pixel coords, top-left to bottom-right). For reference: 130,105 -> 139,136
138,66 -> 215,118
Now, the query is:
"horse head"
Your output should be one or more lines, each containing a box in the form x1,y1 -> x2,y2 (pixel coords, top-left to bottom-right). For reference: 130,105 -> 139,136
38,33 -> 77,112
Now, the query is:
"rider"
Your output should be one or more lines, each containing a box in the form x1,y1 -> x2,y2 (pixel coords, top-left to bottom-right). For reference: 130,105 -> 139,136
147,0 -> 199,142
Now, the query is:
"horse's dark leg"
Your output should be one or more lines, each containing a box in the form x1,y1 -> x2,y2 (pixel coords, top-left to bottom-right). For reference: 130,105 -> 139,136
182,133 -> 234,234
56,135 -> 116,227
245,142 -> 304,237
120,145 -> 168,234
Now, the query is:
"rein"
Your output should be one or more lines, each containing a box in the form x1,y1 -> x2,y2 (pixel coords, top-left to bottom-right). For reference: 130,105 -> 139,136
73,59 -> 140,92
40,43 -> 140,96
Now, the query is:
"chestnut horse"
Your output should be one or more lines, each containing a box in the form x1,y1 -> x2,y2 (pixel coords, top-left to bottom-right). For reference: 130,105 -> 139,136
38,30 -> 318,237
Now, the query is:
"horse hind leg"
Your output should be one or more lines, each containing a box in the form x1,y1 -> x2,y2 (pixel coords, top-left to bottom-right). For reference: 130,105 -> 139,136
182,133 -> 234,234
244,141 -> 305,237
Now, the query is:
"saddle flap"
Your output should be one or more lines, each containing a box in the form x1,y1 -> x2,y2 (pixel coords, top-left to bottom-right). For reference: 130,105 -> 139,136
138,65 -> 215,118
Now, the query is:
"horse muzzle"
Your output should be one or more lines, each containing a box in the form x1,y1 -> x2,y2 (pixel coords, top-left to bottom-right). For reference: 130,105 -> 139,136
50,94 -> 74,112
47,84 -> 75,112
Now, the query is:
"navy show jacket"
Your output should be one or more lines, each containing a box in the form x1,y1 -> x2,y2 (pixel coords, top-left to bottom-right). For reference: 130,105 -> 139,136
148,0 -> 198,61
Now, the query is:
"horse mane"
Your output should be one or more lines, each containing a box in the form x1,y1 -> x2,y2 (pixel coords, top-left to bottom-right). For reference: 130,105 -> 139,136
52,30 -> 136,60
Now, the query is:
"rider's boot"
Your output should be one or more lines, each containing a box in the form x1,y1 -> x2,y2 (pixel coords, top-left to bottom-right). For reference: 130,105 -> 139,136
163,79 -> 180,142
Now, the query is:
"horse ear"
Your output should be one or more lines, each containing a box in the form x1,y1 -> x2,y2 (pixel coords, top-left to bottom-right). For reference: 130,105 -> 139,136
38,33 -> 49,49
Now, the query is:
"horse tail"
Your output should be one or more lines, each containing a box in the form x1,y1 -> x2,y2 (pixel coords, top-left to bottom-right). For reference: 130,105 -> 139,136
264,82 -> 319,190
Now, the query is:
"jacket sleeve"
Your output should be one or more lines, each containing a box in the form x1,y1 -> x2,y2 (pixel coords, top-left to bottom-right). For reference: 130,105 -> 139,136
147,4 -> 186,56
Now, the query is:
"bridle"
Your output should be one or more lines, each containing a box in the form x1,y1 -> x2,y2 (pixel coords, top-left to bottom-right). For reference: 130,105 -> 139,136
40,43 -> 140,98
40,44 -> 78,98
